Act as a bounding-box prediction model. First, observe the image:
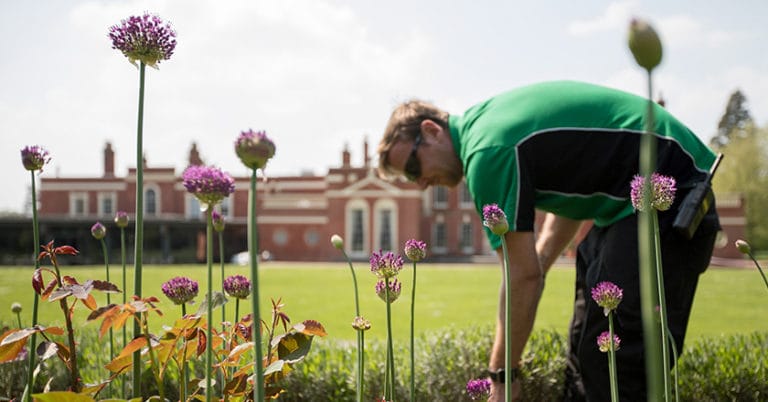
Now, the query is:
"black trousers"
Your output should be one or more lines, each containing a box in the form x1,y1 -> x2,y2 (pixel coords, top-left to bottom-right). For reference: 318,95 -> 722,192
562,205 -> 719,402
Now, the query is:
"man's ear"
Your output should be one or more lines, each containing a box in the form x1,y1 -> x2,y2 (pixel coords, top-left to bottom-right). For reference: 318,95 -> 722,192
420,119 -> 442,137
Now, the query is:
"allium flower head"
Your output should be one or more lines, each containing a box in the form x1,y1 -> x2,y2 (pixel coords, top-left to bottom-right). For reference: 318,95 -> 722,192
235,129 -> 276,170
212,210 -> 226,232
182,165 -> 235,208
331,234 -> 344,250
375,279 -> 402,303
404,239 -> 427,262
370,250 -> 404,279
114,211 -> 129,228
482,203 -> 509,235
630,173 -> 676,211
352,316 -> 371,331
591,281 -> 623,316
108,13 -> 177,68
11,302 -> 22,314
161,276 -> 199,305
223,275 -> 251,299
91,222 -> 106,240
597,331 -> 621,353
21,145 -> 51,172
466,378 -> 492,400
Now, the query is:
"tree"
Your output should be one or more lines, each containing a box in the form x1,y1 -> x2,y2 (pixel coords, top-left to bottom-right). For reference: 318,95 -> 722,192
712,122 -> 768,250
710,90 -> 753,149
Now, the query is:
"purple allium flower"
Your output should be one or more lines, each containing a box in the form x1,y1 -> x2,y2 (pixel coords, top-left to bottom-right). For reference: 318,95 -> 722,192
330,234 -> 344,250
223,275 -> 251,299
91,222 -> 106,240
591,281 -> 623,316
20,145 -> 51,172
375,279 -> 402,303
466,378 -> 492,400
114,211 -> 129,228
351,316 -> 371,331
597,331 -> 621,353
370,250 -> 404,279
11,302 -> 22,314
404,239 -> 427,262
630,173 -> 676,211
108,13 -> 177,68
161,276 -> 199,305
182,165 -> 235,208
212,210 -> 225,232
235,129 -> 276,170
482,203 -> 509,235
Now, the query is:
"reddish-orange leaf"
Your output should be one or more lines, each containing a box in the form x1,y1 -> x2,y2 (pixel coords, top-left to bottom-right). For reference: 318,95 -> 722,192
105,353 -> 133,374
0,330 -> 26,363
117,337 -> 148,359
82,294 -> 97,311
62,275 -> 78,285
294,320 -> 327,337
55,245 -> 79,256
41,278 -> 57,301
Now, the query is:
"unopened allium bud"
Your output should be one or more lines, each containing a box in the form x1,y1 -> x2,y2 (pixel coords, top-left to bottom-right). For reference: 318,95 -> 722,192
628,18 -> 663,72
223,275 -> 252,299
404,239 -> 427,262
482,203 -> 509,235
114,211 -> 129,228
375,279 -> 402,303
331,234 -> 344,250
212,210 -> 226,232
597,331 -> 621,353
352,316 -> 371,331
161,277 -> 199,305
21,145 -> 51,172
91,222 -> 106,240
735,239 -> 751,255
11,302 -> 22,314
591,281 -> 623,316
235,129 -> 276,170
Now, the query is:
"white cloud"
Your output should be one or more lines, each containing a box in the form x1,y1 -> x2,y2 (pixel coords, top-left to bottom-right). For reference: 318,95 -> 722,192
567,0 -> 637,36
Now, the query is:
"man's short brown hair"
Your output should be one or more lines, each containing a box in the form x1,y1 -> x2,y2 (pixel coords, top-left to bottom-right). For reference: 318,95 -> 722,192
377,100 -> 449,179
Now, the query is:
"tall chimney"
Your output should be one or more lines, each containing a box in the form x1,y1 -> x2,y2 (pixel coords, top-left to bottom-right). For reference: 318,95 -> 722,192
363,137 -> 370,168
342,143 -> 351,167
189,143 -> 204,166
104,142 -> 115,177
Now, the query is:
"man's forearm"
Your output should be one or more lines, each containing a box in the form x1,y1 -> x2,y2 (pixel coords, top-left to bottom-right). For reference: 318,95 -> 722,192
536,213 -> 583,274
489,232 -> 544,371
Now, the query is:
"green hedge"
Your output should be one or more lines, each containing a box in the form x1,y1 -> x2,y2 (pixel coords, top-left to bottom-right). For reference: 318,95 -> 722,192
1,325 -> 766,401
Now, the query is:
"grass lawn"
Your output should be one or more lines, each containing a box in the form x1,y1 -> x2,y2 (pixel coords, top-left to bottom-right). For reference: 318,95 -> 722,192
0,262 -> 765,343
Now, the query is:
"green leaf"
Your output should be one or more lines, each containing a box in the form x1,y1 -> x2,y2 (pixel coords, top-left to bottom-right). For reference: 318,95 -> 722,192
36,341 -> 58,361
275,332 -> 314,363
31,391 -> 95,402
263,359 -> 286,376
194,291 -> 229,316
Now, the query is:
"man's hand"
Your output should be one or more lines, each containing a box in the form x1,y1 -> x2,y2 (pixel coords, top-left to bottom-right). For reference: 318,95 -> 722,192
487,379 -> 521,402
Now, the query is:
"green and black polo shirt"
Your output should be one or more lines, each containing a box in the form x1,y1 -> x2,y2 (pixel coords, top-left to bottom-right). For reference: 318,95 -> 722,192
448,81 -> 717,249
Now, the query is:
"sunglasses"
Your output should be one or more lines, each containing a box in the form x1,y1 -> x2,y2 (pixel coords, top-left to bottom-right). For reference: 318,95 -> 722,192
403,133 -> 422,182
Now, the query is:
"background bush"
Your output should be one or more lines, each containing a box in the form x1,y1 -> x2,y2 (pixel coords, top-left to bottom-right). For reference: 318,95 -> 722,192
1,324 -> 766,401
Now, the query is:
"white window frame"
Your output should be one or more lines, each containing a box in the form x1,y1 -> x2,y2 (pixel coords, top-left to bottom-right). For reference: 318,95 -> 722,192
69,192 -> 89,217
345,198 -> 370,259
144,184 -> 161,216
373,199 -> 398,253
432,213 -> 447,254
97,192 -> 117,217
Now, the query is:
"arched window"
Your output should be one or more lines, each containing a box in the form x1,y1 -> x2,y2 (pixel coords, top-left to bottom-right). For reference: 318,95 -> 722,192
345,199 -> 369,258
373,199 -> 398,252
145,188 -> 157,216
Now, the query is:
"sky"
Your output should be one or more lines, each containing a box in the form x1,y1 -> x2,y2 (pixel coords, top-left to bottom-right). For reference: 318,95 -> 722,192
1,0 -> 766,214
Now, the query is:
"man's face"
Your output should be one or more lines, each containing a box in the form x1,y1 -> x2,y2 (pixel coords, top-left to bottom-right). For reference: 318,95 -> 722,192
386,121 -> 464,189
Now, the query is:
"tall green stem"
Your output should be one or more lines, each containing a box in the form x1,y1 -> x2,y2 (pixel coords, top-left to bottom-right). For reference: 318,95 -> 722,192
219,231 -> 226,327
638,72 -> 665,400
100,238 -> 114,397
653,212 -> 671,398
342,250 -> 363,402
607,313 -> 619,402
500,236 -> 512,400
248,169 -> 264,402
205,207 -> 214,402
384,279 -> 395,401
132,61 -> 147,398
409,261 -> 417,402
181,303 -> 188,402
119,226 -> 127,399
143,313 -> 165,402
23,171 -> 41,402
